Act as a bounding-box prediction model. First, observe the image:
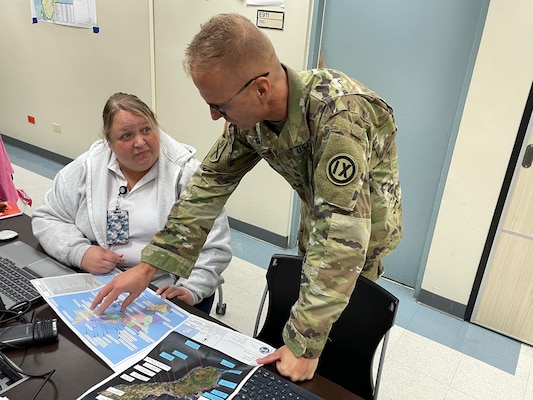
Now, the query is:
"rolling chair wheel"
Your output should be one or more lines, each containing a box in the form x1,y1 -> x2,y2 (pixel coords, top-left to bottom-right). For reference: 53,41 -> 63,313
215,285 -> 226,315
216,303 -> 227,315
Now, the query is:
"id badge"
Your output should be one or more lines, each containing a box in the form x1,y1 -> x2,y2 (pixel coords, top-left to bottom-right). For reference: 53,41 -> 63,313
106,209 -> 129,245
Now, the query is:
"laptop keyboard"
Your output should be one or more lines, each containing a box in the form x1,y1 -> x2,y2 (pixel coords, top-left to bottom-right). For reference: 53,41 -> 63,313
235,366 -> 325,400
0,256 -> 40,306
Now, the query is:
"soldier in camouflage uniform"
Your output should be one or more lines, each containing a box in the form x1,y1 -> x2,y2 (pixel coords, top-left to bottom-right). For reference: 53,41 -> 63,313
92,13 -> 402,382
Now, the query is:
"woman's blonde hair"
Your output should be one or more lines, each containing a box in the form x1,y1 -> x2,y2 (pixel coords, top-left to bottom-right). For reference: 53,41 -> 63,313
102,92 -> 159,141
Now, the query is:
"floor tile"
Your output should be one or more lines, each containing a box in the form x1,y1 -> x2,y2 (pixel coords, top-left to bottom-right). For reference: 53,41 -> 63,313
452,356 -> 527,400
378,358 -> 449,400
230,229 -> 297,270
444,388 -> 478,400
4,142 -> 65,180
11,164 -> 52,215
452,322 -> 521,374
220,256 -> 266,291
388,330 -> 462,386
515,344 -> 533,379
407,305 -> 463,347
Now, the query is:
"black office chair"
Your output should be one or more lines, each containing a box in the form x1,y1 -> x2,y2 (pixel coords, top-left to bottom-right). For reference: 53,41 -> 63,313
253,254 -> 399,400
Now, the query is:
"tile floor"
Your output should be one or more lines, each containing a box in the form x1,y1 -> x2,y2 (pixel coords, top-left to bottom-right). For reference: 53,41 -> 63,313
3,139 -> 533,399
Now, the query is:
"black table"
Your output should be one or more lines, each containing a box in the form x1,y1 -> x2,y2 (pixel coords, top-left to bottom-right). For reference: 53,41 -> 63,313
0,214 -> 362,399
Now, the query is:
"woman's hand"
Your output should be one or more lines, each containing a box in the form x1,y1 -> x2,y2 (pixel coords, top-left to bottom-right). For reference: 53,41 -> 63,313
156,285 -> 194,305
80,246 -> 126,274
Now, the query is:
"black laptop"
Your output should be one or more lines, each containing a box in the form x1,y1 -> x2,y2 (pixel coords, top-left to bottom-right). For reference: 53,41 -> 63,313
0,240 -> 76,310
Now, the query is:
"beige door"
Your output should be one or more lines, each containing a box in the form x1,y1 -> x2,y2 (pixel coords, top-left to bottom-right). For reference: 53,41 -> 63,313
473,114 -> 533,345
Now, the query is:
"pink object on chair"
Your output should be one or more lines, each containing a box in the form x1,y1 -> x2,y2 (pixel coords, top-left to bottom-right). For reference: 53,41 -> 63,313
0,135 -> 30,206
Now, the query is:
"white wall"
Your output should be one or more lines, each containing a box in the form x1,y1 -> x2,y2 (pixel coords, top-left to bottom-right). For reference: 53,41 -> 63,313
421,0 -> 533,304
0,0 -> 153,158
0,0 -> 314,242
153,0 -> 314,241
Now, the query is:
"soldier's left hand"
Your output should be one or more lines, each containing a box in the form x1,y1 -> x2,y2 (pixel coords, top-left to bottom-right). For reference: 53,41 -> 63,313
256,345 -> 318,381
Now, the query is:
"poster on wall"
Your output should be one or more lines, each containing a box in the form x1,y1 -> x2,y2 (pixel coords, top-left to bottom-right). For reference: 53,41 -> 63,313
30,0 -> 97,29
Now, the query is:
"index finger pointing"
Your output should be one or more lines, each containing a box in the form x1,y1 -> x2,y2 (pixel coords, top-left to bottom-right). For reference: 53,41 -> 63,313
91,283 -> 115,311
94,294 -> 117,316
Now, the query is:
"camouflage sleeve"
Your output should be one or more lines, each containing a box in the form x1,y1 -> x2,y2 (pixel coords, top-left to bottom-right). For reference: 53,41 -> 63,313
282,106 -> 375,359
141,124 -> 261,276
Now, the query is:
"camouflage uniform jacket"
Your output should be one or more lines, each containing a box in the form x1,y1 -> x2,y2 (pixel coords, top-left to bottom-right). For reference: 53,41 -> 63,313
142,65 -> 402,358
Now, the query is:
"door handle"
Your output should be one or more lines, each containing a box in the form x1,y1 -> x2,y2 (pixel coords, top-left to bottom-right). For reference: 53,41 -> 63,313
522,144 -> 533,168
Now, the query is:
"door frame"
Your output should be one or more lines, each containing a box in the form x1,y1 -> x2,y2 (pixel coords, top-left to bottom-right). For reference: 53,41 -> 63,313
465,82 -> 533,321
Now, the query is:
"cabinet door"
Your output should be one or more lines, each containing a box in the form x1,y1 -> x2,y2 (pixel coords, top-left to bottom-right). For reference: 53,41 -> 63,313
473,114 -> 533,345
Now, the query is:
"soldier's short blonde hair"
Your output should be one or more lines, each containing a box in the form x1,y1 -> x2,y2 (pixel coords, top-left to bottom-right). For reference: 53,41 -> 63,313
184,13 -> 277,81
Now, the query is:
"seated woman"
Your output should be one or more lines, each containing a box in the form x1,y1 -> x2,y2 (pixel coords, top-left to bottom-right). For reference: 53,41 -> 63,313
32,92 -> 232,314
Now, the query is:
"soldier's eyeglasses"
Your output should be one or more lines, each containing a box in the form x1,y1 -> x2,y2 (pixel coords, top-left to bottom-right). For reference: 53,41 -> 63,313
208,72 -> 270,116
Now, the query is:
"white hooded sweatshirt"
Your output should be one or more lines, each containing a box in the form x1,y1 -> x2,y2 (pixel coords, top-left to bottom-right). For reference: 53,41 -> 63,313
32,131 -> 232,305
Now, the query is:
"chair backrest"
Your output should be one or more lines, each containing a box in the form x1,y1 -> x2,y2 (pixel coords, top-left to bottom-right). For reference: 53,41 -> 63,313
254,254 -> 303,348
254,254 -> 399,400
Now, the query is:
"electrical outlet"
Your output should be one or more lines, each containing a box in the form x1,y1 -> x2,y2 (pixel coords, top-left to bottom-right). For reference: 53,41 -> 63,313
52,123 -> 61,133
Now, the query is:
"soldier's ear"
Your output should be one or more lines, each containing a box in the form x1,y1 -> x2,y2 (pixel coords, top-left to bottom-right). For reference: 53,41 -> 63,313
255,77 -> 270,97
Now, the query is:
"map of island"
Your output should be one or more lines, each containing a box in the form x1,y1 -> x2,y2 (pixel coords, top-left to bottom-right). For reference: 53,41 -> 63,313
40,0 -> 56,20
32,0 -> 71,22
99,366 -> 221,400
81,331 -> 256,400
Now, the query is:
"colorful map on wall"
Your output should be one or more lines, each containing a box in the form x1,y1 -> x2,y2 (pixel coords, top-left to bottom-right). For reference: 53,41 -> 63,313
30,0 -> 97,28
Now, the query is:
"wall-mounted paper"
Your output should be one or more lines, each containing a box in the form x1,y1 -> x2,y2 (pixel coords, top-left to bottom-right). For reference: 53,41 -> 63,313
29,0 -> 97,28
247,0 -> 285,7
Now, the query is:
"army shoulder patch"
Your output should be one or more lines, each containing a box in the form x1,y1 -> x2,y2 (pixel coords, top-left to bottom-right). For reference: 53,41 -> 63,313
326,153 -> 357,185
315,132 -> 364,210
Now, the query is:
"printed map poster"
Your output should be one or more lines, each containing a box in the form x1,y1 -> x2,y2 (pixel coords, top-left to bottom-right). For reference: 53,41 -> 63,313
30,0 -> 97,28
31,273 -> 191,371
78,330 -> 261,400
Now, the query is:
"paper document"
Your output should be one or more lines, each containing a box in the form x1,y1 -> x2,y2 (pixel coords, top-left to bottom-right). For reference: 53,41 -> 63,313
32,273 -> 191,371
29,0 -> 97,28
77,326 -> 274,400
31,273 -> 275,376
